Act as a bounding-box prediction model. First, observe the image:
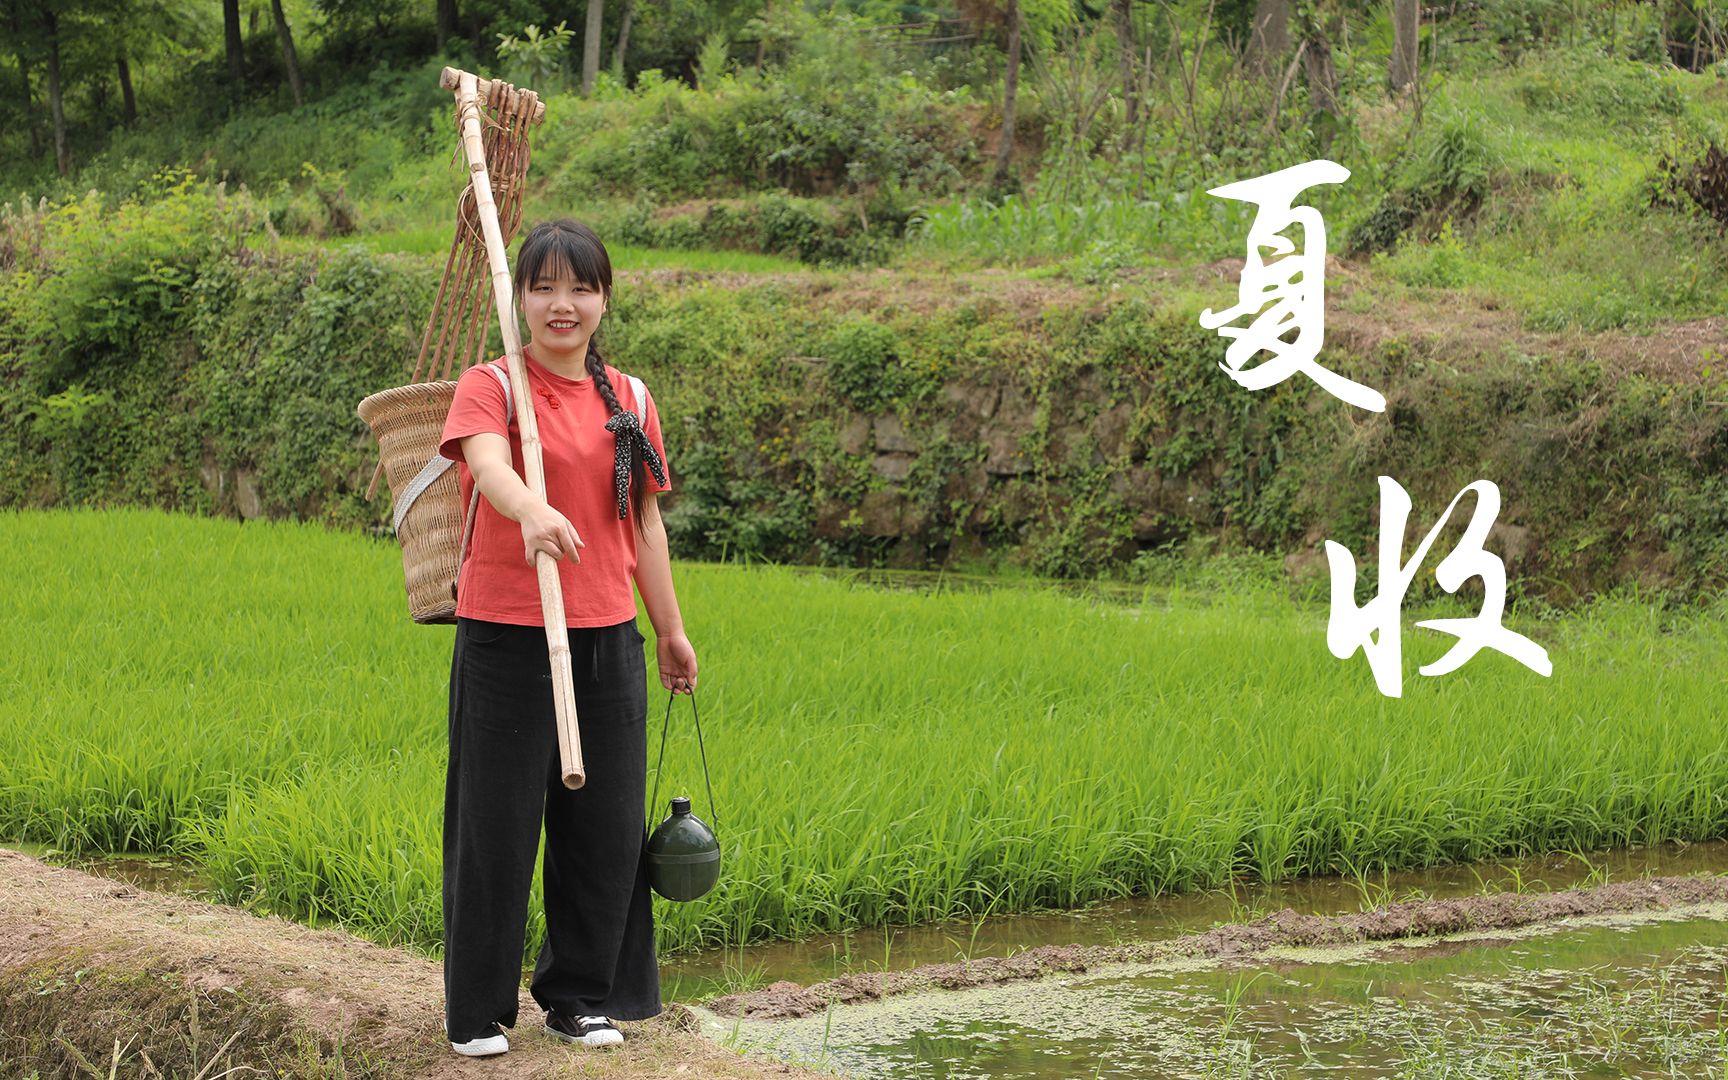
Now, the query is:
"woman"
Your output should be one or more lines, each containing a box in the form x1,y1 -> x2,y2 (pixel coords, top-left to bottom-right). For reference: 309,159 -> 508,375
434,218 -> 698,1058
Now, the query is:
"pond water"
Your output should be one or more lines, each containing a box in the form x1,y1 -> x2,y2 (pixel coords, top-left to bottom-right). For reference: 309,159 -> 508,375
16,838 -> 1728,1077
9,841 -> 215,896
702,904 -> 1728,1078
669,841 -> 1728,1078
661,840 -> 1728,999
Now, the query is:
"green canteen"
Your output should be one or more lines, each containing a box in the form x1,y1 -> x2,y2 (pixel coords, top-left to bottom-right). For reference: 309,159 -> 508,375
646,796 -> 720,902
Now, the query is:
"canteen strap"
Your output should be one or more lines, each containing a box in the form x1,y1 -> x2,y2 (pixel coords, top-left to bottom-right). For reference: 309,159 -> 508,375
649,687 -> 719,830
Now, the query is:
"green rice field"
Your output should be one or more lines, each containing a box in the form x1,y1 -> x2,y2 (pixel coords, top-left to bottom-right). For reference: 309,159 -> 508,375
2,507 -> 1725,964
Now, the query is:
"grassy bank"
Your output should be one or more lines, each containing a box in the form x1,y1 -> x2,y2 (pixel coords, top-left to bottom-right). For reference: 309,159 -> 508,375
7,27 -> 1727,600
3,508 -> 1724,964
2,959 -> 381,1078
0,847 -> 825,1079
5,181 -> 1725,600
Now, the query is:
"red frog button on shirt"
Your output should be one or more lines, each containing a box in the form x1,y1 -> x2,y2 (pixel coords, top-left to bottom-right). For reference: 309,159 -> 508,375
536,388 -> 562,411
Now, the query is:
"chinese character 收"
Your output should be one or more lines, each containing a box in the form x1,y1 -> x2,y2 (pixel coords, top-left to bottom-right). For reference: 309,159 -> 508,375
1325,476 -> 1552,698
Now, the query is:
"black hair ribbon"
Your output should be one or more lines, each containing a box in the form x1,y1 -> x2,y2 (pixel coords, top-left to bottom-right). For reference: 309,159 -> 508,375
604,410 -> 667,519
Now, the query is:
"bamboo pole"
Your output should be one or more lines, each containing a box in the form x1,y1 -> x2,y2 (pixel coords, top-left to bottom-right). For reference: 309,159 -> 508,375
449,68 -> 585,790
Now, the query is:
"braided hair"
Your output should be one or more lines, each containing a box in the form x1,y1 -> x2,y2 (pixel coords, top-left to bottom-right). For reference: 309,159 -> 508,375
515,219 -> 653,537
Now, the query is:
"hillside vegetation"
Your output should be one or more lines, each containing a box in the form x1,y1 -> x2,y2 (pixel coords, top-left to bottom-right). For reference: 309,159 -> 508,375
3,2 -> 1726,601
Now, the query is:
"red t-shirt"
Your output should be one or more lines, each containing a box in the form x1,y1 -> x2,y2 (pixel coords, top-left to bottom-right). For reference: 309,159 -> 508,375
437,352 -> 672,628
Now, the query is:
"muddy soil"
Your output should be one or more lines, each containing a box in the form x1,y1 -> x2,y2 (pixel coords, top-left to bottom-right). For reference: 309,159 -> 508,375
708,874 -> 1728,1020
0,848 -> 825,1079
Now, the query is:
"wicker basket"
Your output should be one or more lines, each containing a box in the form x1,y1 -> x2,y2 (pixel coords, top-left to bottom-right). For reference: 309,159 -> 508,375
358,380 -> 465,624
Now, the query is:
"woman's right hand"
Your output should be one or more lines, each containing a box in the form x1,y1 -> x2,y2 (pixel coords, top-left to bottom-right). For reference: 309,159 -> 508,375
520,501 -> 585,567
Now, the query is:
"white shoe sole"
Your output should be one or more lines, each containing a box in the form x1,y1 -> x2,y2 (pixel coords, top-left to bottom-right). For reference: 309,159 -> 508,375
545,1022 -> 624,1047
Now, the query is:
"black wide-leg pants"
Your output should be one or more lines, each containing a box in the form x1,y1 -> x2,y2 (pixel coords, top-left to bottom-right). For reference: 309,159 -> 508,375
443,615 -> 661,1044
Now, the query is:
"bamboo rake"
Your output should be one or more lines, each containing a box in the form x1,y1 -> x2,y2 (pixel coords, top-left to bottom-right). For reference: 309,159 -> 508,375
447,67 -> 585,790
364,74 -> 542,500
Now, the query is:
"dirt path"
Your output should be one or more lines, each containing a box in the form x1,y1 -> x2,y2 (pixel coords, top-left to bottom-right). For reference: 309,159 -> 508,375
708,874 -> 1728,1020
0,848 -> 827,1079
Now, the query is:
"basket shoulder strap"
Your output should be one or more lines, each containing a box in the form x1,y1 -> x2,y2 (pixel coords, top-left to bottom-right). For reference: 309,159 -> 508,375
624,372 -> 647,414
488,360 -> 514,419
393,453 -> 453,534
455,361 -> 518,574
397,362 -> 516,536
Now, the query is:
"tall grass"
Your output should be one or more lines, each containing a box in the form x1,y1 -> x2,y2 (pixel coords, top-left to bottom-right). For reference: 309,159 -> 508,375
1369,52 -> 1728,331
905,191 -> 1257,267
2,508 -> 1725,964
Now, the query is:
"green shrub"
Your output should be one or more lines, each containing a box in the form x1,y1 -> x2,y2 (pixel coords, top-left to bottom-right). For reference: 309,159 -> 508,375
909,191 -> 1253,265
5,173 -> 251,394
1488,0 -> 1577,59
1400,218 -> 1471,288
1344,193 -> 1421,256
21,62 -> 447,207
1404,107 -> 1497,211
820,316 -> 903,410
3,180 -> 1725,602
536,63 -> 973,205
0,180 -> 433,525
592,192 -> 895,266
1512,51 -> 1685,124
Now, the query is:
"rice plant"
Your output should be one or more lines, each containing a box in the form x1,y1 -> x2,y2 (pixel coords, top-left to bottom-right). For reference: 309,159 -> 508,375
2,508 -> 1725,967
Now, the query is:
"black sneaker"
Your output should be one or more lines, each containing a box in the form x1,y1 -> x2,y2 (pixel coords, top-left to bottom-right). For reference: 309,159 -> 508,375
545,1011 -> 624,1047
448,1021 -> 509,1057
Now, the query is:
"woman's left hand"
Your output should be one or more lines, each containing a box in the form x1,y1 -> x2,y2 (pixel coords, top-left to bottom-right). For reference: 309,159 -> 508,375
656,632 -> 698,694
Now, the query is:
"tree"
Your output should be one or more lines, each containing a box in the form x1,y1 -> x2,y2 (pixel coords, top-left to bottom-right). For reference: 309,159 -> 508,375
953,0 -> 1072,192
43,2 -> 69,175
112,0 -> 212,123
312,0 -> 414,42
610,0 -> 634,74
6,0 -> 44,158
3,0 -> 206,174
270,0 -> 303,106
1389,0 -> 1417,94
436,0 -> 457,51
582,0 -> 602,93
993,0 -> 1022,192
1298,1 -> 1342,154
755,0 -> 769,73
114,48 -> 135,124
1111,0 -> 1137,128
222,0 -> 242,93
1249,0 -> 1289,73
497,21 -> 573,91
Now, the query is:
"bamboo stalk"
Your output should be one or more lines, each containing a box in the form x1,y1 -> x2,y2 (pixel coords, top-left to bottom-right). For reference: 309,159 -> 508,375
434,239 -> 481,383
451,255 -> 491,382
450,68 -> 584,790
366,230 -> 462,501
